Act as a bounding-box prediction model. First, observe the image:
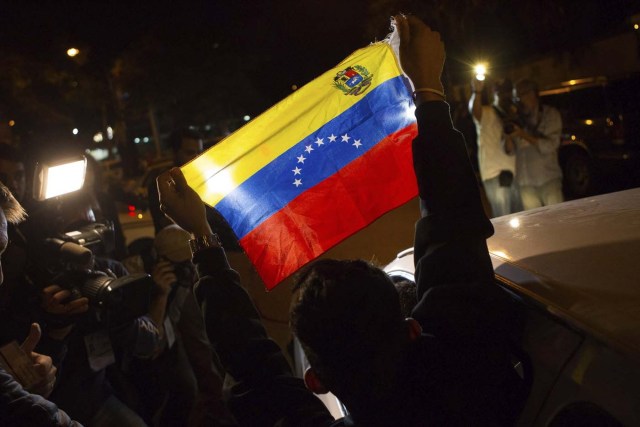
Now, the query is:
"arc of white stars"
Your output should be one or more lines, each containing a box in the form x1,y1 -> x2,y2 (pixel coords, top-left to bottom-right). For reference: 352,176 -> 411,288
341,133 -> 350,143
292,166 -> 302,175
297,155 -> 306,164
315,137 -> 324,146
293,179 -> 302,187
353,139 -> 362,148
328,134 -> 337,142
305,144 -> 314,153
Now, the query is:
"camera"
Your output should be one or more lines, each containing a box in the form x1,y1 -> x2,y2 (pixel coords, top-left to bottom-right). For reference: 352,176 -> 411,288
501,101 -> 525,135
37,234 -> 152,327
24,155 -> 152,327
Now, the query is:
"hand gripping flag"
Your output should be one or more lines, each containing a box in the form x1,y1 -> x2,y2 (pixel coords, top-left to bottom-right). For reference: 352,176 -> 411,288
181,33 -> 418,290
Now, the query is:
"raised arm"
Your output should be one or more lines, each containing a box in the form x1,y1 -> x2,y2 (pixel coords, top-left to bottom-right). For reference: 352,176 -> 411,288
396,14 -> 494,290
395,16 -> 511,346
469,78 -> 485,122
156,168 -> 333,426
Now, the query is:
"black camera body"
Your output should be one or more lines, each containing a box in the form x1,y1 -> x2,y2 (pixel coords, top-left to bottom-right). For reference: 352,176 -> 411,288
40,234 -> 152,327
495,101 -> 526,135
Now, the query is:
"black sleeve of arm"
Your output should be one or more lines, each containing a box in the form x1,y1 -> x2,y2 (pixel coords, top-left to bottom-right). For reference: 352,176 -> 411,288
410,102 -> 513,343
411,101 -> 494,293
0,368 -> 82,426
193,248 -> 334,426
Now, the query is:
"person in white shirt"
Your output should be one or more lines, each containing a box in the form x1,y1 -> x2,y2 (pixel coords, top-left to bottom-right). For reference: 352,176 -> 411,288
469,77 -> 521,217
507,79 -> 564,210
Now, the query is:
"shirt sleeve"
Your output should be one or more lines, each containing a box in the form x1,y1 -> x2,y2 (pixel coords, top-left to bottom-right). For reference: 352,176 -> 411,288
0,367 -> 82,426
110,315 -> 162,359
534,106 -> 562,155
410,101 -> 514,345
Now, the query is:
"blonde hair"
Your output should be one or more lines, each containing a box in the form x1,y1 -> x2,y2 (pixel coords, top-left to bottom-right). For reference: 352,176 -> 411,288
0,181 -> 27,224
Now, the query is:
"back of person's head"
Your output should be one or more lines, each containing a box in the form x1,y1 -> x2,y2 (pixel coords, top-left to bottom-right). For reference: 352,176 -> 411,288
290,259 -> 406,405
393,279 -> 418,318
493,78 -> 513,95
0,144 -> 27,202
0,180 -> 26,225
168,128 -> 204,153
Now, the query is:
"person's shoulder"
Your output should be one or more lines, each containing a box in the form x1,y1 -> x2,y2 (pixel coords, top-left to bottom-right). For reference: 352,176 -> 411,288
542,104 -> 561,117
482,105 -> 498,118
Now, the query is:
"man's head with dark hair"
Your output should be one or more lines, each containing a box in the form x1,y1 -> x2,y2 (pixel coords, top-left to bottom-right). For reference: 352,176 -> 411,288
493,78 -> 514,111
493,78 -> 513,94
514,78 -> 540,115
168,128 -> 204,166
290,259 -> 421,411
0,180 -> 26,285
393,279 -> 418,318
0,144 -> 26,202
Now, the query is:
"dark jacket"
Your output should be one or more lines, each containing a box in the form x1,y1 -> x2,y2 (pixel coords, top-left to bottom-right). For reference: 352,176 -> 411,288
191,101 -> 524,426
0,366 -> 81,426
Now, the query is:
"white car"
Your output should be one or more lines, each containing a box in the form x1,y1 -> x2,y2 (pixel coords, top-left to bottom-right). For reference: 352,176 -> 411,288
384,188 -> 640,426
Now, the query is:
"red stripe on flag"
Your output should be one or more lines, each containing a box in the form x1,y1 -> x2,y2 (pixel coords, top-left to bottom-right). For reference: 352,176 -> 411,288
239,123 -> 418,289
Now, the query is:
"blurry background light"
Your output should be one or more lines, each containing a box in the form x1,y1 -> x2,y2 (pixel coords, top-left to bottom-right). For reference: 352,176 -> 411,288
243,115 -> 251,121
66,47 -> 80,57
72,128 -> 79,135
474,63 -> 487,81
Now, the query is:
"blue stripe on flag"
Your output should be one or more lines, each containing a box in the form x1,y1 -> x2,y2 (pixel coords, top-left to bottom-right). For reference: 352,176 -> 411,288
215,75 -> 414,240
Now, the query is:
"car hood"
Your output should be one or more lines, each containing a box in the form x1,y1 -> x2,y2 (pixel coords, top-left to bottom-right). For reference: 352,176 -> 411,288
489,188 -> 640,358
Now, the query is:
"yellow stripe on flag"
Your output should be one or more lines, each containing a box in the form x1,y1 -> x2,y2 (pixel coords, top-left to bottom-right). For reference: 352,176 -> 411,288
181,41 -> 402,208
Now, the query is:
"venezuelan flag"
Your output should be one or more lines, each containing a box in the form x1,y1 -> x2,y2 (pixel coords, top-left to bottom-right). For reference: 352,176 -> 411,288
181,39 -> 417,289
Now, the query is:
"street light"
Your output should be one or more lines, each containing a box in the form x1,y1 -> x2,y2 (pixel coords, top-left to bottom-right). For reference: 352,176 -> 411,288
67,47 -> 80,57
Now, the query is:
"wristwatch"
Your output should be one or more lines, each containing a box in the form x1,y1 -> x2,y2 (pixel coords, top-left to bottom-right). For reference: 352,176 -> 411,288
189,233 -> 222,255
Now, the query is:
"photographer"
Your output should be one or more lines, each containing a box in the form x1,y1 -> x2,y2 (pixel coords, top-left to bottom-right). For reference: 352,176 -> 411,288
469,77 -> 522,217
121,224 -> 232,426
0,180 -> 81,426
10,174 -> 155,425
508,78 -> 564,210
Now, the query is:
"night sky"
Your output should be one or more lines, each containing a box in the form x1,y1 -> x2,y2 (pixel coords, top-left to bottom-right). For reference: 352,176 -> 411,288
1,0 -> 638,144
4,1 -> 637,88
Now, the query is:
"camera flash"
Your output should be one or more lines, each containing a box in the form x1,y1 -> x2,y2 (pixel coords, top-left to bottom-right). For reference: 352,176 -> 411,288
474,64 -> 487,81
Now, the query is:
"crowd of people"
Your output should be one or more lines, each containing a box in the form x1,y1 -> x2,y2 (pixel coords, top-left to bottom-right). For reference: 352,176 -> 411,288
469,72 -> 564,218
0,15 -> 540,426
